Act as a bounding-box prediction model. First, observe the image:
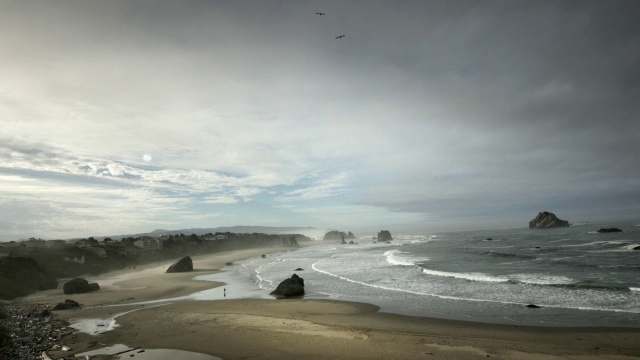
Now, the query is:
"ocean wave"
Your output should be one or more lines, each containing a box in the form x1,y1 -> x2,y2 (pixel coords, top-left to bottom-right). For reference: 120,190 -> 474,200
508,274 -> 574,285
420,268 -> 575,285
419,268 -> 632,292
311,259 -> 640,314
421,268 -> 508,283
631,287 -> 640,292
542,282 -> 632,292
383,250 -> 424,266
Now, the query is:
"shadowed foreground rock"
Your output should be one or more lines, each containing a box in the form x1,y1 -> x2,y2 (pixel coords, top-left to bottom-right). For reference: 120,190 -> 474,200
270,274 -> 305,297
63,278 -> 100,295
166,256 -> 193,273
528,211 -> 569,229
0,257 -> 58,299
52,299 -> 80,311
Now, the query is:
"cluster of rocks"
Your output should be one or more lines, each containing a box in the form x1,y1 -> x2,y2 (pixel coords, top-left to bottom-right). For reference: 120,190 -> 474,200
323,231 -> 356,241
0,303 -> 74,360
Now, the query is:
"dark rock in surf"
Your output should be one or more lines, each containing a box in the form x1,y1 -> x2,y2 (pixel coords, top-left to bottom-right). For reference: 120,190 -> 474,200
525,304 -> 542,308
377,230 -> 393,241
485,238 -> 493,241
528,211 -> 570,229
632,246 -> 640,250
295,268 -> 304,271
346,231 -> 356,239
166,256 -> 193,273
270,274 -> 305,297
597,228 -> 622,233
63,278 -> 100,295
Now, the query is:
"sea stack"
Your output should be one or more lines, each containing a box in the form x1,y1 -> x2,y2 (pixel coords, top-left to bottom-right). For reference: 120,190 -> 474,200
377,230 -> 393,241
323,230 -> 347,241
528,211 -> 570,229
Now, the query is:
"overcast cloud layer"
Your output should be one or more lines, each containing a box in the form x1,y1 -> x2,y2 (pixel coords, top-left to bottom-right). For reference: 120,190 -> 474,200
1,0 -> 639,240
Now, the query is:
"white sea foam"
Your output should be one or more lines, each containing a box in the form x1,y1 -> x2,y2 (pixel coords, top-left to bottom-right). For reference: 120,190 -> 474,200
631,287 -> 640,292
509,274 -> 574,285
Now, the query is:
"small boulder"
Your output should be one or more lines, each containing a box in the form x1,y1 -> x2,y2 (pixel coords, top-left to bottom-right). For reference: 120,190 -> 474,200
270,274 -> 305,297
53,299 -> 80,311
294,268 -> 304,271
525,304 -> 542,308
63,278 -> 100,295
261,254 -> 266,258
225,262 -> 233,266
632,246 -> 640,250
166,256 -> 193,273
597,228 -> 622,233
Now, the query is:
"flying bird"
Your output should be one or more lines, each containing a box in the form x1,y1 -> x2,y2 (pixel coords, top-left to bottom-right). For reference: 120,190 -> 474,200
335,35 -> 346,39
315,12 -> 325,16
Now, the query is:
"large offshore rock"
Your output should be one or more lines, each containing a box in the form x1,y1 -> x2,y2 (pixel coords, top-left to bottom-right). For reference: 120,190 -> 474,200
269,274 -> 305,297
63,278 -> 100,295
323,230 -> 347,241
528,211 -> 570,229
346,231 -> 356,239
377,230 -> 393,242
166,256 -> 193,273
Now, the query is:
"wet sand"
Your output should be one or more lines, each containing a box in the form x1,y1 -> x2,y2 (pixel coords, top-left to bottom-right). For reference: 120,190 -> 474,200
20,243 -> 640,360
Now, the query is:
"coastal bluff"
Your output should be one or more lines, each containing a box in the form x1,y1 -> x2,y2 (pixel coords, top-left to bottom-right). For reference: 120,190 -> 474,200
528,211 -> 570,229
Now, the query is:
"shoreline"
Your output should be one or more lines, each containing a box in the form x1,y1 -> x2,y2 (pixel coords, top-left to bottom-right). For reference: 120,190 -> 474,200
16,241 -> 640,359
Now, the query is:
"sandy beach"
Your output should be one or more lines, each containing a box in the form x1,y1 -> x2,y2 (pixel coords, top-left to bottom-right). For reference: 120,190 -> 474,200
19,243 -> 640,360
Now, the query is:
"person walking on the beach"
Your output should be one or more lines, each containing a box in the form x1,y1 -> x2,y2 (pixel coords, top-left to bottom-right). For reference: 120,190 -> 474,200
224,288 -> 226,297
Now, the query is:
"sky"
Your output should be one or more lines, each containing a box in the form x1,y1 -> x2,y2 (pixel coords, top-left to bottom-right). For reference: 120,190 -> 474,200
1,0 -> 639,241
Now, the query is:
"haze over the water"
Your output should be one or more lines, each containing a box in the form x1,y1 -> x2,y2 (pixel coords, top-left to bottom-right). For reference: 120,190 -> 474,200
1,1 -> 639,241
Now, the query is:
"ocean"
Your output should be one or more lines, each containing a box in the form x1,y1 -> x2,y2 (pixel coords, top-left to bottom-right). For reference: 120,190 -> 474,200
219,222 -> 640,327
